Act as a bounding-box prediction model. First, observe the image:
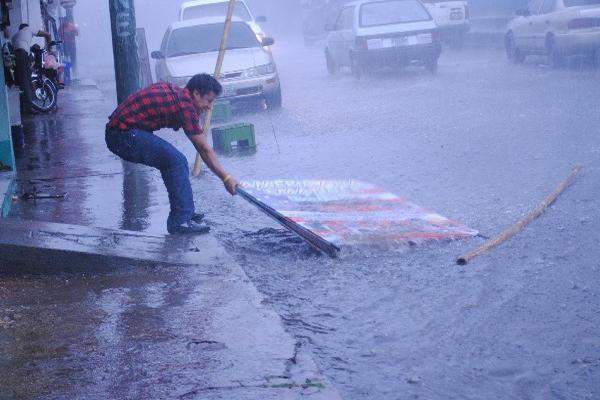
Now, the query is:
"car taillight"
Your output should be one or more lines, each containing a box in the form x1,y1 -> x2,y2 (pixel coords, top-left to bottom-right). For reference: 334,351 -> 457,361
567,18 -> 599,30
355,37 -> 367,50
432,30 -> 440,42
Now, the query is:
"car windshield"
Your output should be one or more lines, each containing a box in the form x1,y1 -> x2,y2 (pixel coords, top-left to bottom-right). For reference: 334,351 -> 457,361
182,1 -> 252,21
360,0 -> 431,27
166,22 -> 259,57
564,0 -> 600,5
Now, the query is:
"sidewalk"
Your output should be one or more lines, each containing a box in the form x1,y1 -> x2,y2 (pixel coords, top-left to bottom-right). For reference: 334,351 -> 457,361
0,82 -> 340,399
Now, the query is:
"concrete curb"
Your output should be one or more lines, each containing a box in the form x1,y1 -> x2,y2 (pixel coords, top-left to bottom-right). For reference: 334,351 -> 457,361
0,218 -> 341,399
0,83 -> 342,399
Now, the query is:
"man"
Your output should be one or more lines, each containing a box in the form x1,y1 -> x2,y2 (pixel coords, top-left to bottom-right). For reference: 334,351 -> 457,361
105,74 -> 239,234
11,23 -> 51,113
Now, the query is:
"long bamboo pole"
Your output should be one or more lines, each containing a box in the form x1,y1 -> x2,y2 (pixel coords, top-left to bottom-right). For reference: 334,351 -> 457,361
192,0 -> 237,176
457,165 -> 584,265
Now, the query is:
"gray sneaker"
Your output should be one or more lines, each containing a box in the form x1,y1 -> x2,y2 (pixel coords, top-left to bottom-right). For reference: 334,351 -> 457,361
170,220 -> 210,235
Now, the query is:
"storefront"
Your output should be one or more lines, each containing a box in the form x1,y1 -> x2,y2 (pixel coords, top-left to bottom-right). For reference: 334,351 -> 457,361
0,0 -> 16,216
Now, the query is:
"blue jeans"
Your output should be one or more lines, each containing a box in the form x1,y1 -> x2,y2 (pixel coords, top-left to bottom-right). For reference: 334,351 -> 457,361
105,128 -> 195,233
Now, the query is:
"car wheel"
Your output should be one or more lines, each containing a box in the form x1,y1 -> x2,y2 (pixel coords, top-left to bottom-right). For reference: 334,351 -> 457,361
505,33 -> 525,64
350,55 -> 363,79
325,49 -> 338,75
546,36 -> 565,68
425,57 -> 438,73
265,85 -> 282,110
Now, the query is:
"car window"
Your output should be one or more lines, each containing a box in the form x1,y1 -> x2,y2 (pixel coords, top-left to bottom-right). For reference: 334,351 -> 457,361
343,6 -> 355,29
540,0 -> 556,13
160,28 -> 171,52
335,7 -> 354,30
564,0 -> 600,5
359,0 -> 431,28
182,1 -> 252,21
528,0 -> 544,14
166,22 -> 259,57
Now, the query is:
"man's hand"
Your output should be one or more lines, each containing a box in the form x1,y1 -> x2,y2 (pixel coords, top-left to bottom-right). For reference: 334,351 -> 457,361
223,175 -> 238,195
187,133 -> 238,195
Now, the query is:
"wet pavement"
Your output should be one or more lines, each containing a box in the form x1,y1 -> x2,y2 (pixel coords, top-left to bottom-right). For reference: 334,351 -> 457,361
0,82 -> 340,399
2,38 -> 600,399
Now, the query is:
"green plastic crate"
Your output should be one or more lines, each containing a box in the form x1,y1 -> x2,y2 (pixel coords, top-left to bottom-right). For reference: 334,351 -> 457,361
212,123 -> 256,153
211,101 -> 232,123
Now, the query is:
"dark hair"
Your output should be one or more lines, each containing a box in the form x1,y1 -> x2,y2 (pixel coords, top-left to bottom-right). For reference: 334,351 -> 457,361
185,73 -> 222,97
19,23 -> 29,30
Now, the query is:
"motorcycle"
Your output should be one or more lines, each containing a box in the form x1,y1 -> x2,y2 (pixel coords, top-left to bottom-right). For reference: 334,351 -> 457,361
29,40 -> 62,113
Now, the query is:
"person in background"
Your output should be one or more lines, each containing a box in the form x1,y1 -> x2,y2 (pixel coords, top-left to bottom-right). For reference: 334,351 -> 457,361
11,23 -> 51,113
105,74 -> 239,235
59,18 -> 78,76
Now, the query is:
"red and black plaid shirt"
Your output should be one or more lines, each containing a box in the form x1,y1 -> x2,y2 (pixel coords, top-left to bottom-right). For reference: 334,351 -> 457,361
107,83 -> 203,136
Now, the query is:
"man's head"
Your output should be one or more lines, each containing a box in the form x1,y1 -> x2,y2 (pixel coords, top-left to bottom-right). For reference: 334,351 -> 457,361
185,73 -> 222,113
18,23 -> 29,31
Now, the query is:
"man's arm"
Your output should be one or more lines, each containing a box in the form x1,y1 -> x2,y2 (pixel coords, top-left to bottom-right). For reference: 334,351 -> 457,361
35,30 -> 51,41
187,133 -> 238,195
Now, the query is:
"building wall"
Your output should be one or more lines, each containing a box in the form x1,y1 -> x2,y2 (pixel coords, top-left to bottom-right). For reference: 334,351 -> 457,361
8,0 -> 45,46
0,70 -> 12,171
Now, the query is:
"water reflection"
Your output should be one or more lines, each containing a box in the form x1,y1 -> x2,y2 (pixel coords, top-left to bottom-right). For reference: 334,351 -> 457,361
119,161 -> 151,232
14,116 -> 88,225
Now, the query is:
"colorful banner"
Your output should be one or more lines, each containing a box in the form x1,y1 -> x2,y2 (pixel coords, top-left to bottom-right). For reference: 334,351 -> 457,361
240,180 -> 478,255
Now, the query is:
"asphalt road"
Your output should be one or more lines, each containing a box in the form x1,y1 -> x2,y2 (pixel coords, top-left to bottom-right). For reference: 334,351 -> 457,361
199,41 -> 600,399
8,38 -> 600,400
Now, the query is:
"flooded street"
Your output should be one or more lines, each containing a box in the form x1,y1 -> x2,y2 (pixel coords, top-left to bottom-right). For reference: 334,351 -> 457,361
4,1 -> 600,396
45,41 -> 600,398
206,44 -> 600,399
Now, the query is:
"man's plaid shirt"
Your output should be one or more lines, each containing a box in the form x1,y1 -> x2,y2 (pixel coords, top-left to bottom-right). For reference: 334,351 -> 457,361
107,83 -> 203,136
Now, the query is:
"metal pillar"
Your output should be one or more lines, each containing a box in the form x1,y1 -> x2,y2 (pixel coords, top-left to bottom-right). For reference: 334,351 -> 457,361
109,0 -> 139,103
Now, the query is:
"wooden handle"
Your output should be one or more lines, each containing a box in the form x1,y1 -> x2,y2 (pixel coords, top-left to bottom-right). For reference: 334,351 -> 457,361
457,165 -> 584,265
192,0 -> 237,176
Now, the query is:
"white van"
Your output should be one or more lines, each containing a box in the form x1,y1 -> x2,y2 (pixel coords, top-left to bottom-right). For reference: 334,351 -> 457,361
324,0 -> 442,77
179,0 -> 267,40
422,0 -> 470,49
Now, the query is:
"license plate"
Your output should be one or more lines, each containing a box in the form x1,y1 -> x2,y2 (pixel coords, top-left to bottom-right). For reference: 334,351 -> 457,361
450,11 -> 463,20
395,36 -> 419,46
392,37 -> 408,47
367,36 -> 421,50
367,38 -> 385,49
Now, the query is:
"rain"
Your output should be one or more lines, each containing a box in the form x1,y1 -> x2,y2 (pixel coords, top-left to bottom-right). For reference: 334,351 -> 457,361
1,0 -> 599,399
